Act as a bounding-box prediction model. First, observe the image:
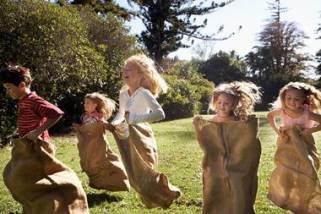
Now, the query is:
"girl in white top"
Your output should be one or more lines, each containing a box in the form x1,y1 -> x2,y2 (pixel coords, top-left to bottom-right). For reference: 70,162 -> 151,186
112,54 -> 168,125
112,86 -> 166,125
111,54 -> 181,208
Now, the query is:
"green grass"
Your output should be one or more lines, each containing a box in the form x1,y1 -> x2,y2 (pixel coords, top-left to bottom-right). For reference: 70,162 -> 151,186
1,112 -> 321,213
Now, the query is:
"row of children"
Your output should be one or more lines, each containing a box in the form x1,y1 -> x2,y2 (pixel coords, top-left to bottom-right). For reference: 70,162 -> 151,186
1,53 -> 321,213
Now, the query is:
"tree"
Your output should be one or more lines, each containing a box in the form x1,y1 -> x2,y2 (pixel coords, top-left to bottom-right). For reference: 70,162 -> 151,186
127,0 -> 235,62
0,0 -> 137,140
250,0 -> 309,76
56,0 -> 130,19
198,51 -> 248,85
245,0 -> 309,108
77,8 -> 138,98
159,61 -> 214,119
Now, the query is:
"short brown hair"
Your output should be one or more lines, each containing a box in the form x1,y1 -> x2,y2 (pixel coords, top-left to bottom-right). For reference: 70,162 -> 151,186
0,65 -> 32,86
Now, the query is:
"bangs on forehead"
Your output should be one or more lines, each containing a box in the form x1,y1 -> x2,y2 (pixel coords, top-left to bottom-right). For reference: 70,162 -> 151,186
214,90 -> 236,97
284,87 -> 305,97
213,91 -> 237,103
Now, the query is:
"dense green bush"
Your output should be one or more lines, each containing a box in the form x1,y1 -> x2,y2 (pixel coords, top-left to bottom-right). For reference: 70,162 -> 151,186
0,88 -> 16,145
0,0 -> 137,140
78,8 -> 138,99
197,51 -> 248,85
159,62 -> 214,120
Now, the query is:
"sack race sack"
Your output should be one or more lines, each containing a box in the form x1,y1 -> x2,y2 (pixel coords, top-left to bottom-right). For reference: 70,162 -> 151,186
74,122 -> 129,191
268,126 -> 321,213
3,138 -> 89,214
113,121 -> 181,209
193,115 -> 261,214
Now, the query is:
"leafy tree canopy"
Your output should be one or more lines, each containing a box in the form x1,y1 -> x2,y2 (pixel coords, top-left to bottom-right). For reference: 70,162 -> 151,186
127,0 -> 236,62
57,0 -> 130,19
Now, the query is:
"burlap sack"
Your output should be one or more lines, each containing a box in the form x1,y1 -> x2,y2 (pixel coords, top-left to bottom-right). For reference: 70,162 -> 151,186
193,115 -> 261,214
3,138 -> 89,214
268,126 -> 321,213
74,122 -> 129,191
113,122 -> 181,209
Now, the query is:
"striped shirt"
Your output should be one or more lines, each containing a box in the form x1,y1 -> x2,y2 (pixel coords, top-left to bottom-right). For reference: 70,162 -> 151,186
17,92 -> 64,141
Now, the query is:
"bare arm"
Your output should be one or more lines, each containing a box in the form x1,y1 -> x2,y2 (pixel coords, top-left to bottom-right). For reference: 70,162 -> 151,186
267,109 -> 282,135
304,112 -> 321,134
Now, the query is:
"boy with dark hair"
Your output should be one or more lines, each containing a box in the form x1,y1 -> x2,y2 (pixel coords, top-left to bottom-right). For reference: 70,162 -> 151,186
1,65 -> 89,213
0,65 -> 63,141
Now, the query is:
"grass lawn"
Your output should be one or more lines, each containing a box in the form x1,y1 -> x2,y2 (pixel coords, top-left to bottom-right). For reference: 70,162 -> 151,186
1,112 -> 321,213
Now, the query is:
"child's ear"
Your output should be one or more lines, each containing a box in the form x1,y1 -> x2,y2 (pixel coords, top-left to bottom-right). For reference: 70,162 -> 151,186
140,76 -> 146,86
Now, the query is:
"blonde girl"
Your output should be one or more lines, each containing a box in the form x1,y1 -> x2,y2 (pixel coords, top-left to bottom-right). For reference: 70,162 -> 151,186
81,92 -> 115,124
267,82 -> 321,213
112,54 -> 168,125
112,54 -> 181,209
74,92 -> 129,192
209,81 -> 262,122
193,81 -> 262,214
267,82 -> 321,135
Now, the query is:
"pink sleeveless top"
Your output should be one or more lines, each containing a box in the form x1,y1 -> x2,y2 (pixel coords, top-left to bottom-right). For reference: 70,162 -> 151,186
280,105 -> 314,129
81,112 -> 106,124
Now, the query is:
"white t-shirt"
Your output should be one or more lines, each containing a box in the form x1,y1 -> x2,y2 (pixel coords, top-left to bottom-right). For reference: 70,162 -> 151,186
112,87 -> 165,125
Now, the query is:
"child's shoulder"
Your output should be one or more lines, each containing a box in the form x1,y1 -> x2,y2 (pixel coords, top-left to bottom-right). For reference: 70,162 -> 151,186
19,92 -> 43,105
119,85 -> 128,93
268,108 -> 283,115
139,87 -> 152,95
27,91 -> 48,101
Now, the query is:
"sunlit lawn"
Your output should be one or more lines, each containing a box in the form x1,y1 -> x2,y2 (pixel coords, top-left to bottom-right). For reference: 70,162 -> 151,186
1,112 -> 320,213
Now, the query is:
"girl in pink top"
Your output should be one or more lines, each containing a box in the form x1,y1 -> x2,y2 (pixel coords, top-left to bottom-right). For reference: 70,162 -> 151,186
267,82 -> 321,135
266,82 -> 321,214
80,92 -> 115,125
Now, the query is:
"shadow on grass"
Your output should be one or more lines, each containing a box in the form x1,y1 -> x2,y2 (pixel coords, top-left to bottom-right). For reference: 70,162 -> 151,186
87,193 -> 122,207
175,198 -> 202,207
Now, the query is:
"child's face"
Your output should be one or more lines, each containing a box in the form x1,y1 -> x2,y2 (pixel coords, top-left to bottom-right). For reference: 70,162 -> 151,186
84,98 -> 97,114
3,82 -> 26,100
284,88 -> 305,111
122,62 -> 143,89
214,93 -> 235,116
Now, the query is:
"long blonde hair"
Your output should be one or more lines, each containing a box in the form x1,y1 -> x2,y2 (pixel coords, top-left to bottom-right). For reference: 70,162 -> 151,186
209,81 -> 262,121
124,54 -> 168,96
271,82 -> 321,113
84,92 -> 116,120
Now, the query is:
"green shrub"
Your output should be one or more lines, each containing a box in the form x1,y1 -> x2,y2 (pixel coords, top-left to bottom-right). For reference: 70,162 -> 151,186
159,62 -> 214,120
0,0 -> 137,140
0,87 -> 16,144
